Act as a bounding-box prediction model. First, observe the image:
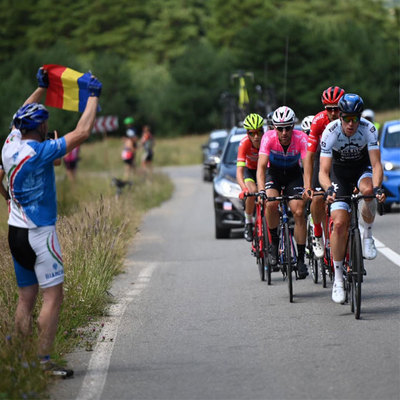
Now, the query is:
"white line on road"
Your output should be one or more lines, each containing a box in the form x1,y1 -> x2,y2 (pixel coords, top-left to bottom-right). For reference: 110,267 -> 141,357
76,263 -> 157,400
359,226 -> 400,267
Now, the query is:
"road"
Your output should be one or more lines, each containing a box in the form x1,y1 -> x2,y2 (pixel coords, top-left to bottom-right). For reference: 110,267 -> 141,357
54,165 -> 399,400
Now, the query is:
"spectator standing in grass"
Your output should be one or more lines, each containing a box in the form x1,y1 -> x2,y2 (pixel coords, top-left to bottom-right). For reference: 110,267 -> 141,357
63,145 -> 80,182
141,125 -> 154,171
1,67 -> 102,377
121,117 -> 138,180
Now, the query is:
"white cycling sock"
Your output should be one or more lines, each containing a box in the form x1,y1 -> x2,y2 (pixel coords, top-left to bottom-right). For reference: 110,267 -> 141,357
333,260 -> 344,283
363,222 -> 373,239
245,213 -> 253,224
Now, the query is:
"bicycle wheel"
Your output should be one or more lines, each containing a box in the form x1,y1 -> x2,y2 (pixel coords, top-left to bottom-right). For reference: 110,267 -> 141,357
284,223 -> 293,302
320,259 -> 327,288
351,229 -> 364,319
307,219 -> 318,284
262,217 -> 271,285
254,222 -> 265,282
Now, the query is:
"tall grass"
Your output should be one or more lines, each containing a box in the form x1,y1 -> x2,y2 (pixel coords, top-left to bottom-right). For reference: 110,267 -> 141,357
0,154 -> 173,399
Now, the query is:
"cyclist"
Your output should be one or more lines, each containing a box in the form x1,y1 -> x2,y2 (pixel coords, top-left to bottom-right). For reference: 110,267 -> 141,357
265,111 -> 275,131
256,106 -> 309,278
237,113 -> 264,241
301,115 -> 314,135
302,86 -> 345,259
319,93 -> 385,304
1,67 -> 102,376
362,109 -> 381,131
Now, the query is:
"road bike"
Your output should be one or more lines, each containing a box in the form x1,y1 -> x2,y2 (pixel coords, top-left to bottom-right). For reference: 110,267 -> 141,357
305,194 -> 332,288
244,193 -> 271,284
265,193 -> 303,302
330,194 -> 381,319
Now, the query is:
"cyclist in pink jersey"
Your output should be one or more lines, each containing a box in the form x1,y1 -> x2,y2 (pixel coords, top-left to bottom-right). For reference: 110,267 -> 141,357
257,106 -> 309,278
302,86 -> 345,258
237,113 -> 264,241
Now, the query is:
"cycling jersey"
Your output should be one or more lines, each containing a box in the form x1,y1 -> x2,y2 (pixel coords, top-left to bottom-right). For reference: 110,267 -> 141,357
1,129 -> 67,228
307,110 -> 330,153
320,118 -> 379,167
259,129 -> 308,170
320,118 -> 379,210
237,135 -> 259,170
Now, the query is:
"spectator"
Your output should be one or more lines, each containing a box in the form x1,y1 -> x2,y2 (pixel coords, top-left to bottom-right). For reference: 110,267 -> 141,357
1,67 -> 102,377
121,117 -> 138,180
141,125 -> 154,171
64,144 -> 80,182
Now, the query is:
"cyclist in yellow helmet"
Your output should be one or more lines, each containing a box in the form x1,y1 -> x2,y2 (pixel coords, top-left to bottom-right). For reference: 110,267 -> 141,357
237,113 -> 265,241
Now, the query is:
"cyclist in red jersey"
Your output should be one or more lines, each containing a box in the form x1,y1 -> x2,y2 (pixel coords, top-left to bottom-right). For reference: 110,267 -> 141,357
302,86 -> 345,258
237,113 -> 264,241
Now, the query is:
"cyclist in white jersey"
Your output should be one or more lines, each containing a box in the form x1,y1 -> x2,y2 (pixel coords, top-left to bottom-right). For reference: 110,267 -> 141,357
319,94 -> 385,304
1,67 -> 102,377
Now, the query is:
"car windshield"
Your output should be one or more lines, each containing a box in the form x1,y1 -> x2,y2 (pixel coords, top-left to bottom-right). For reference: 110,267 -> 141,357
384,126 -> 400,148
222,134 -> 246,164
208,137 -> 226,155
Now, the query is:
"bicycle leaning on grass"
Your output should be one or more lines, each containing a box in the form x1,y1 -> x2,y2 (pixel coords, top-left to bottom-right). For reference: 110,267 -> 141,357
263,192 -> 303,303
244,192 -> 271,284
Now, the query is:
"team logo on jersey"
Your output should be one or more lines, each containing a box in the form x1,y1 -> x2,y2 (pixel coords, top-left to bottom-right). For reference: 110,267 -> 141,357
53,263 -> 58,270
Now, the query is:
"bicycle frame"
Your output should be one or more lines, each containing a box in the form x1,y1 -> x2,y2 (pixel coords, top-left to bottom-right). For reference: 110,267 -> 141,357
244,193 -> 271,284
265,193 -> 302,303
330,193 -> 377,319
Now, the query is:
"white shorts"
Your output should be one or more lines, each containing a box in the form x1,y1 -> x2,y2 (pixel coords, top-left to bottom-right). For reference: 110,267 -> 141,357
9,225 -> 64,288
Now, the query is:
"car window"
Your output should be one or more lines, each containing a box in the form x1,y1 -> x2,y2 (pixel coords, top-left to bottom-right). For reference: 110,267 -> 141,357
384,125 -> 400,148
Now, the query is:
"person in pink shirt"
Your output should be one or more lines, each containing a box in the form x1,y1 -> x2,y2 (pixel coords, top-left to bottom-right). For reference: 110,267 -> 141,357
256,106 -> 309,278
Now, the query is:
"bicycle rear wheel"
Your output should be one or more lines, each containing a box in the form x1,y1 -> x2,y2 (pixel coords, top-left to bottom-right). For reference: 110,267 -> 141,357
351,229 -> 364,319
254,222 -> 265,282
306,216 -> 318,284
262,217 -> 271,285
320,259 -> 327,288
284,224 -> 293,303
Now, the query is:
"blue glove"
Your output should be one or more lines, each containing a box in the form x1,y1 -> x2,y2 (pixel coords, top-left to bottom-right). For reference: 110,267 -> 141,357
36,67 -> 49,88
88,77 -> 102,97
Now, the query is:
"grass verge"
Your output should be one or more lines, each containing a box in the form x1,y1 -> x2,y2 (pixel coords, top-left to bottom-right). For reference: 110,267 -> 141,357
0,164 -> 173,399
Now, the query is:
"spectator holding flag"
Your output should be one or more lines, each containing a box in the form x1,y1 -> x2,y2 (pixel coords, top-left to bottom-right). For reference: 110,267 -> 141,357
1,66 -> 102,377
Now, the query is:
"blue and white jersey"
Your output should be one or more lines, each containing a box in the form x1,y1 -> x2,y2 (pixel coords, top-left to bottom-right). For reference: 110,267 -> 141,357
320,118 -> 379,166
1,129 -> 67,228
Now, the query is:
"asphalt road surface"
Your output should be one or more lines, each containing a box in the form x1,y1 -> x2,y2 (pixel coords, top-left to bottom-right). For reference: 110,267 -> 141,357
54,165 -> 399,400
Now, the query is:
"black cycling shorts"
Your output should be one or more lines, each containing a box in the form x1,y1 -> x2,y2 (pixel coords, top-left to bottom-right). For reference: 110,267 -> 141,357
330,162 -> 372,198
244,168 -> 257,183
265,166 -> 304,196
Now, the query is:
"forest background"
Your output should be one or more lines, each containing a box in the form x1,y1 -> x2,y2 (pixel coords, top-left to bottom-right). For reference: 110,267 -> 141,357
0,0 -> 399,140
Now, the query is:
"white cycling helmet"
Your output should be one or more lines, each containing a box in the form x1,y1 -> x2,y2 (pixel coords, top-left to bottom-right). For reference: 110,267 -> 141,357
361,109 -> 375,122
272,106 -> 296,127
301,115 -> 314,134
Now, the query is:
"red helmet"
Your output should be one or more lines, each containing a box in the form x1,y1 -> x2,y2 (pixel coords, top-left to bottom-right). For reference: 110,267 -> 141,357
321,86 -> 345,105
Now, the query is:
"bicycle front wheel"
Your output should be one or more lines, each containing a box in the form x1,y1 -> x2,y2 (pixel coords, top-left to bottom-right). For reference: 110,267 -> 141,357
254,222 -> 265,282
284,224 -> 293,303
262,217 -> 271,285
351,229 -> 364,319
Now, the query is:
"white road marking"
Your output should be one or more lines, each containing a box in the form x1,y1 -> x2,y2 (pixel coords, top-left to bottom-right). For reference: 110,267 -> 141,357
76,263 -> 157,400
373,236 -> 400,267
360,226 -> 400,267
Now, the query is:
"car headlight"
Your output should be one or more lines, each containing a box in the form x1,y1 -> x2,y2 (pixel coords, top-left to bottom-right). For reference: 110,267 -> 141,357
384,162 -> 394,171
214,178 -> 241,198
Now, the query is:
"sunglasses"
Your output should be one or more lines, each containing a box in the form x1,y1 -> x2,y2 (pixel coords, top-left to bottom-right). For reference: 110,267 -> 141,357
275,125 -> 293,132
247,129 -> 263,136
325,106 -> 339,112
341,115 -> 360,123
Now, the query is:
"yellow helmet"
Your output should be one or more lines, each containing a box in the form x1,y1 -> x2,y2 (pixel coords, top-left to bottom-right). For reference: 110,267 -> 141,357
243,113 -> 264,130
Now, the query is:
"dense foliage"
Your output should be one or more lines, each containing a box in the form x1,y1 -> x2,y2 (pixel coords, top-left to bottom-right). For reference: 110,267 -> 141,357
0,0 -> 399,138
